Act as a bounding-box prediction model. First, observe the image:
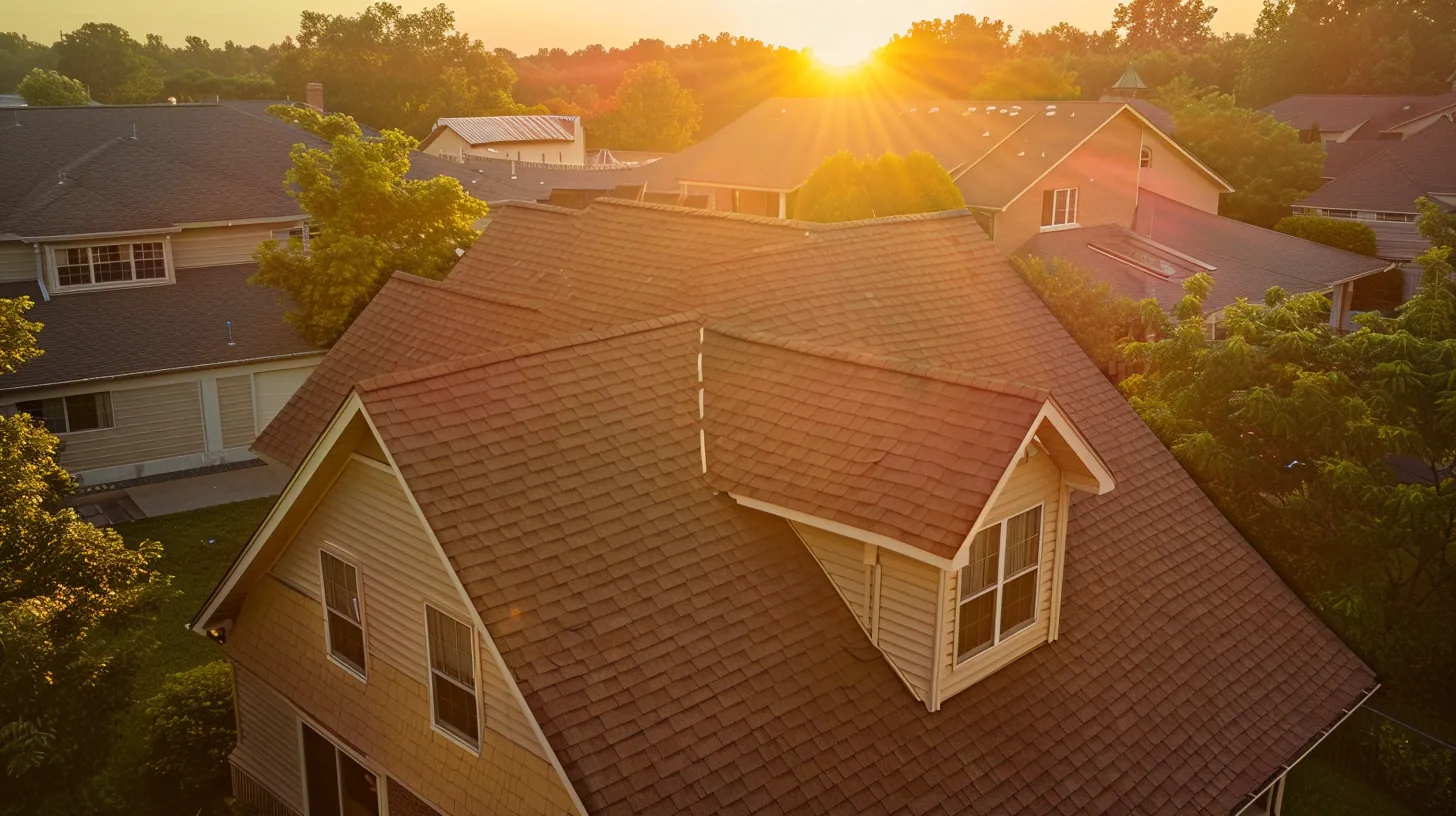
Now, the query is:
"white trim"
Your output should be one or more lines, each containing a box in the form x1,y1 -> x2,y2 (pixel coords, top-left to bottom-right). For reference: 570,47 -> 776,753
677,179 -> 799,194
1047,471 -> 1071,642
1038,222 -> 1081,233
175,214 -> 305,230
295,715 -> 390,816
348,452 -> 394,474
422,601 -> 484,755
21,226 -> 182,243
952,503 -> 1046,666
0,350 -> 323,398
1233,684 -> 1380,815
731,493 -> 953,570
44,237 -> 176,294
928,563 -> 948,711
318,547 -> 369,683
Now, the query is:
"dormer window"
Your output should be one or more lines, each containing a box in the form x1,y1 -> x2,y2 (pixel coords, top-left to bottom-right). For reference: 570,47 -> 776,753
957,506 -> 1043,662
50,239 -> 172,291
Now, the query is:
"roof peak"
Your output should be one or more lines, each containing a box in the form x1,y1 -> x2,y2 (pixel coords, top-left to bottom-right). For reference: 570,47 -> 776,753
584,195 -> 974,231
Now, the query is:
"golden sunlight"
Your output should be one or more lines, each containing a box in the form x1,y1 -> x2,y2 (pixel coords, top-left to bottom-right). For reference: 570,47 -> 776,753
808,37 -> 877,69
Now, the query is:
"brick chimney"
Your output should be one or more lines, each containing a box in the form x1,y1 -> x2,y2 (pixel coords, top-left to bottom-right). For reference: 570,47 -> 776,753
305,82 -> 324,112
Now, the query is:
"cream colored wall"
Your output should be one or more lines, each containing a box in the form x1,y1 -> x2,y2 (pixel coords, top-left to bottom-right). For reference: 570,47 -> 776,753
254,367 -> 315,436
50,381 -> 205,473
876,550 -> 941,701
994,112 -> 1145,254
937,448 -> 1062,703
0,240 -> 36,283
795,523 -> 872,630
232,666 -> 305,811
427,126 -> 587,165
1136,128 -> 1224,214
218,374 -> 256,450
234,454 -> 575,814
171,224 -> 290,269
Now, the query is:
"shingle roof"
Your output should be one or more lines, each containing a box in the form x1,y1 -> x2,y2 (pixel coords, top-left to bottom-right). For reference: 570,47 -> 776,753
1321,140 -> 1396,179
1019,192 -> 1389,313
1263,91 -> 1456,137
0,264 -> 318,392
0,104 -> 532,238
424,115 -> 579,148
260,198 -> 1374,814
1298,119 -> 1456,213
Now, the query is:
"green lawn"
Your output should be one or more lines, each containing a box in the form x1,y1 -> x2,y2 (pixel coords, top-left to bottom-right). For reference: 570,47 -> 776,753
1284,753 -> 1421,816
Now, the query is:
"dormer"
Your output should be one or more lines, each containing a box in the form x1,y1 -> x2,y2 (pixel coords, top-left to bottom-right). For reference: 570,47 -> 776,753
701,327 -> 1114,711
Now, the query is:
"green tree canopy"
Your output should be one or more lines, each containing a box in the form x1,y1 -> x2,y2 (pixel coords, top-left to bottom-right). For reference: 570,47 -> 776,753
0,297 -> 168,809
969,56 -> 1082,100
251,113 -> 488,346
1111,0 -> 1217,51
0,33 -> 54,92
53,22 -> 163,104
794,150 -> 966,223
588,60 -> 702,151
271,2 -> 532,136
15,68 -> 89,106
1014,256 -> 1171,372
1273,214 -> 1379,256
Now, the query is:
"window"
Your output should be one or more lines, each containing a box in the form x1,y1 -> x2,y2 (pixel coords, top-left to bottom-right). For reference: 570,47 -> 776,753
1320,208 -> 1357,219
16,392 -> 113,434
1376,212 -> 1417,222
271,223 -> 322,252
956,506 -> 1044,663
1139,146 -> 1152,168
301,723 -> 381,816
1041,188 -> 1079,228
52,241 -> 169,288
425,605 -> 479,748
320,551 -> 366,678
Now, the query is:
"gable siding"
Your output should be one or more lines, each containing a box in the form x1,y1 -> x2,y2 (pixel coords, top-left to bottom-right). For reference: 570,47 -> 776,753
938,449 -> 1062,701
171,224 -> 289,269
876,550 -> 941,701
232,666 -> 304,813
218,374 -> 256,450
793,522 -> 872,630
267,458 -> 544,757
0,240 -> 35,283
53,380 -> 204,473
1137,127 -> 1223,214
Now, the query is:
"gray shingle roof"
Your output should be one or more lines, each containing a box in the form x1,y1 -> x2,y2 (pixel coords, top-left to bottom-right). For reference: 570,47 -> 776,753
1299,119 -> 1456,213
1263,92 -> 1456,134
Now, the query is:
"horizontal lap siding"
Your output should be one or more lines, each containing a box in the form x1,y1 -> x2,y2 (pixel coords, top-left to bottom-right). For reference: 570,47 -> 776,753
218,374 -> 256,449
172,224 -> 288,269
939,451 -> 1061,700
877,550 -> 941,700
268,459 -> 543,756
57,380 -> 204,472
0,241 -> 35,283
792,522 -> 871,630
232,666 -> 304,813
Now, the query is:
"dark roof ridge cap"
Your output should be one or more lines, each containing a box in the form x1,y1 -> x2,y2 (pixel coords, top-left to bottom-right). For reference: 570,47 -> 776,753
703,323 -> 1049,403
585,196 -> 973,231
358,311 -> 701,394
387,271 -> 545,312
489,200 -> 583,216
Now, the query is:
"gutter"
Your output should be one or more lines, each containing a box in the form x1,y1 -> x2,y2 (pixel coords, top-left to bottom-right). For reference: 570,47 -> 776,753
21,226 -> 182,243
0,350 -> 325,396
1232,684 -> 1380,815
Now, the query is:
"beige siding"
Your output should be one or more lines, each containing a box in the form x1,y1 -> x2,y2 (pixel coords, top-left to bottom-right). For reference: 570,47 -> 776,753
1137,127 -> 1224,214
268,459 -> 544,757
938,449 -> 1062,702
218,374 -> 256,450
232,666 -> 304,813
54,381 -> 204,472
254,367 -> 314,434
171,224 -> 287,269
0,240 -> 35,283
876,550 -> 941,701
792,522 -> 872,630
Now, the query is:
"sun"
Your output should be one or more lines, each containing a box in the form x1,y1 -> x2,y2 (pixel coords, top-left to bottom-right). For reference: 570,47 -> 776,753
809,40 -> 875,70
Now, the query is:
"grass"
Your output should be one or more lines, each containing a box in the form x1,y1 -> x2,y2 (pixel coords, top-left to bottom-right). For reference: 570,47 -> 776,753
1283,752 -> 1422,816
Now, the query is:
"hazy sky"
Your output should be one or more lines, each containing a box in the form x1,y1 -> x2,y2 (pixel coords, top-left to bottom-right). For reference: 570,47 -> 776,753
11,0 -> 1265,60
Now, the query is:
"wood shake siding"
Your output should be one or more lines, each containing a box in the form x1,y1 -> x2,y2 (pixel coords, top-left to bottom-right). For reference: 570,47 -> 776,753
217,374 -> 256,449
232,666 -> 304,812
938,449 -> 1062,701
57,381 -> 204,472
0,240 -> 34,283
876,551 -> 941,700
793,522 -> 871,630
171,224 -> 286,269
268,459 -> 547,758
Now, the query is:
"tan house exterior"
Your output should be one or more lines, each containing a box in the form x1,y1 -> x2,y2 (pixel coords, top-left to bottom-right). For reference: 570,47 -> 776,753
419,116 -> 587,166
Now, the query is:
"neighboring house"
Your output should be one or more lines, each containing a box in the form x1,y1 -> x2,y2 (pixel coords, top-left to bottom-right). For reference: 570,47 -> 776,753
1021,191 -> 1397,330
419,115 -> 587,165
1320,140 -> 1395,181
195,199 -> 1375,816
0,103 -> 529,485
653,97 -> 1226,254
1264,84 -> 1456,145
1294,119 -> 1456,263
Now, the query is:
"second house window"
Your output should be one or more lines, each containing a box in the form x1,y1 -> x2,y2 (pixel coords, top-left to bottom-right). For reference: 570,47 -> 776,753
320,550 -> 366,678
1041,187 -> 1079,228
54,241 -> 169,289
956,505 -> 1045,663
426,605 -> 480,749
16,392 -> 113,434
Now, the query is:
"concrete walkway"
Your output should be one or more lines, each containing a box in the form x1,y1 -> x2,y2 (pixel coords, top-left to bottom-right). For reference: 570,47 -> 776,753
123,462 -> 290,518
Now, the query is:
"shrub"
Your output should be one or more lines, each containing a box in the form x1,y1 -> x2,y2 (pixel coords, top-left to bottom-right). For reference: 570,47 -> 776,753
1274,214 -> 1379,257
139,661 -> 236,807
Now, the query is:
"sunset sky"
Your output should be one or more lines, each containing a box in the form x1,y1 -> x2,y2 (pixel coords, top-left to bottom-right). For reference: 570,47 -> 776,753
12,0 -> 1265,60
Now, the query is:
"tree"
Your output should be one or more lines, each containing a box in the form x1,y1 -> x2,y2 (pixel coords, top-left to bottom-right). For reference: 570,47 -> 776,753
0,33 -> 54,92
0,297 -> 168,811
969,56 -> 1082,100
588,61 -> 701,151
138,662 -> 235,811
270,2 -> 531,136
266,103 -> 364,142
251,113 -> 488,346
53,23 -> 162,104
1112,0 -> 1218,51
15,68 -> 89,106
1416,196 -> 1456,252
1273,214 -> 1379,256
1156,80 -> 1324,226
794,150 -> 966,222
1014,256 -> 1171,373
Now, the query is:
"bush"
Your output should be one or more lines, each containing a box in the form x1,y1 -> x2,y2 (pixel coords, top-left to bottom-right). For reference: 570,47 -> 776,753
139,661 -> 236,808
16,68 -> 89,106
1274,214 -> 1380,257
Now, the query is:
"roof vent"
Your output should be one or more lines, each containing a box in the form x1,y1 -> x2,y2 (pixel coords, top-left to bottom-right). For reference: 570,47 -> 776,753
1046,104 -> 1057,110
909,107 -> 917,113
1070,112 -> 1076,117
57,170 -> 67,185
1012,105 -> 1022,110
1047,110 -> 1057,116
1017,151 -> 1025,157
130,123 -> 137,141
1010,111 -> 1019,116
965,107 -> 977,114
986,106 -> 997,113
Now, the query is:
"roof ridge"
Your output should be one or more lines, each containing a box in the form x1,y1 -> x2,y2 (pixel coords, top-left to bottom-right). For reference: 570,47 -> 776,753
388,271 -> 547,312
586,196 -> 974,231
703,323 -> 1049,403
490,200 -> 583,216
357,312 -> 700,394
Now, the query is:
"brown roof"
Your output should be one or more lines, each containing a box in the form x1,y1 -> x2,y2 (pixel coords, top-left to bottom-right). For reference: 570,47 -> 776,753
259,199 -> 1373,814
1299,119 -> 1456,213
702,325 -> 1047,559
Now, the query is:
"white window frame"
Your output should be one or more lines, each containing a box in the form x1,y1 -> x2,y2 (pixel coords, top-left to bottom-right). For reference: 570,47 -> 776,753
1040,187 -> 1079,231
45,238 -> 175,293
14,391 -> 114,435
1139,145 -> 1152,168
954,502 -> 1046,666
423,602 -> 483,754
271,222 -> 322,253
295,718 -> 389,816
318,548 -> 368,682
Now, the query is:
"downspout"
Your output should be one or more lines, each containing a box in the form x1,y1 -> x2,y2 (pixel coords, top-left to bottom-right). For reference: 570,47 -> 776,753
33,244 -> 49,301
